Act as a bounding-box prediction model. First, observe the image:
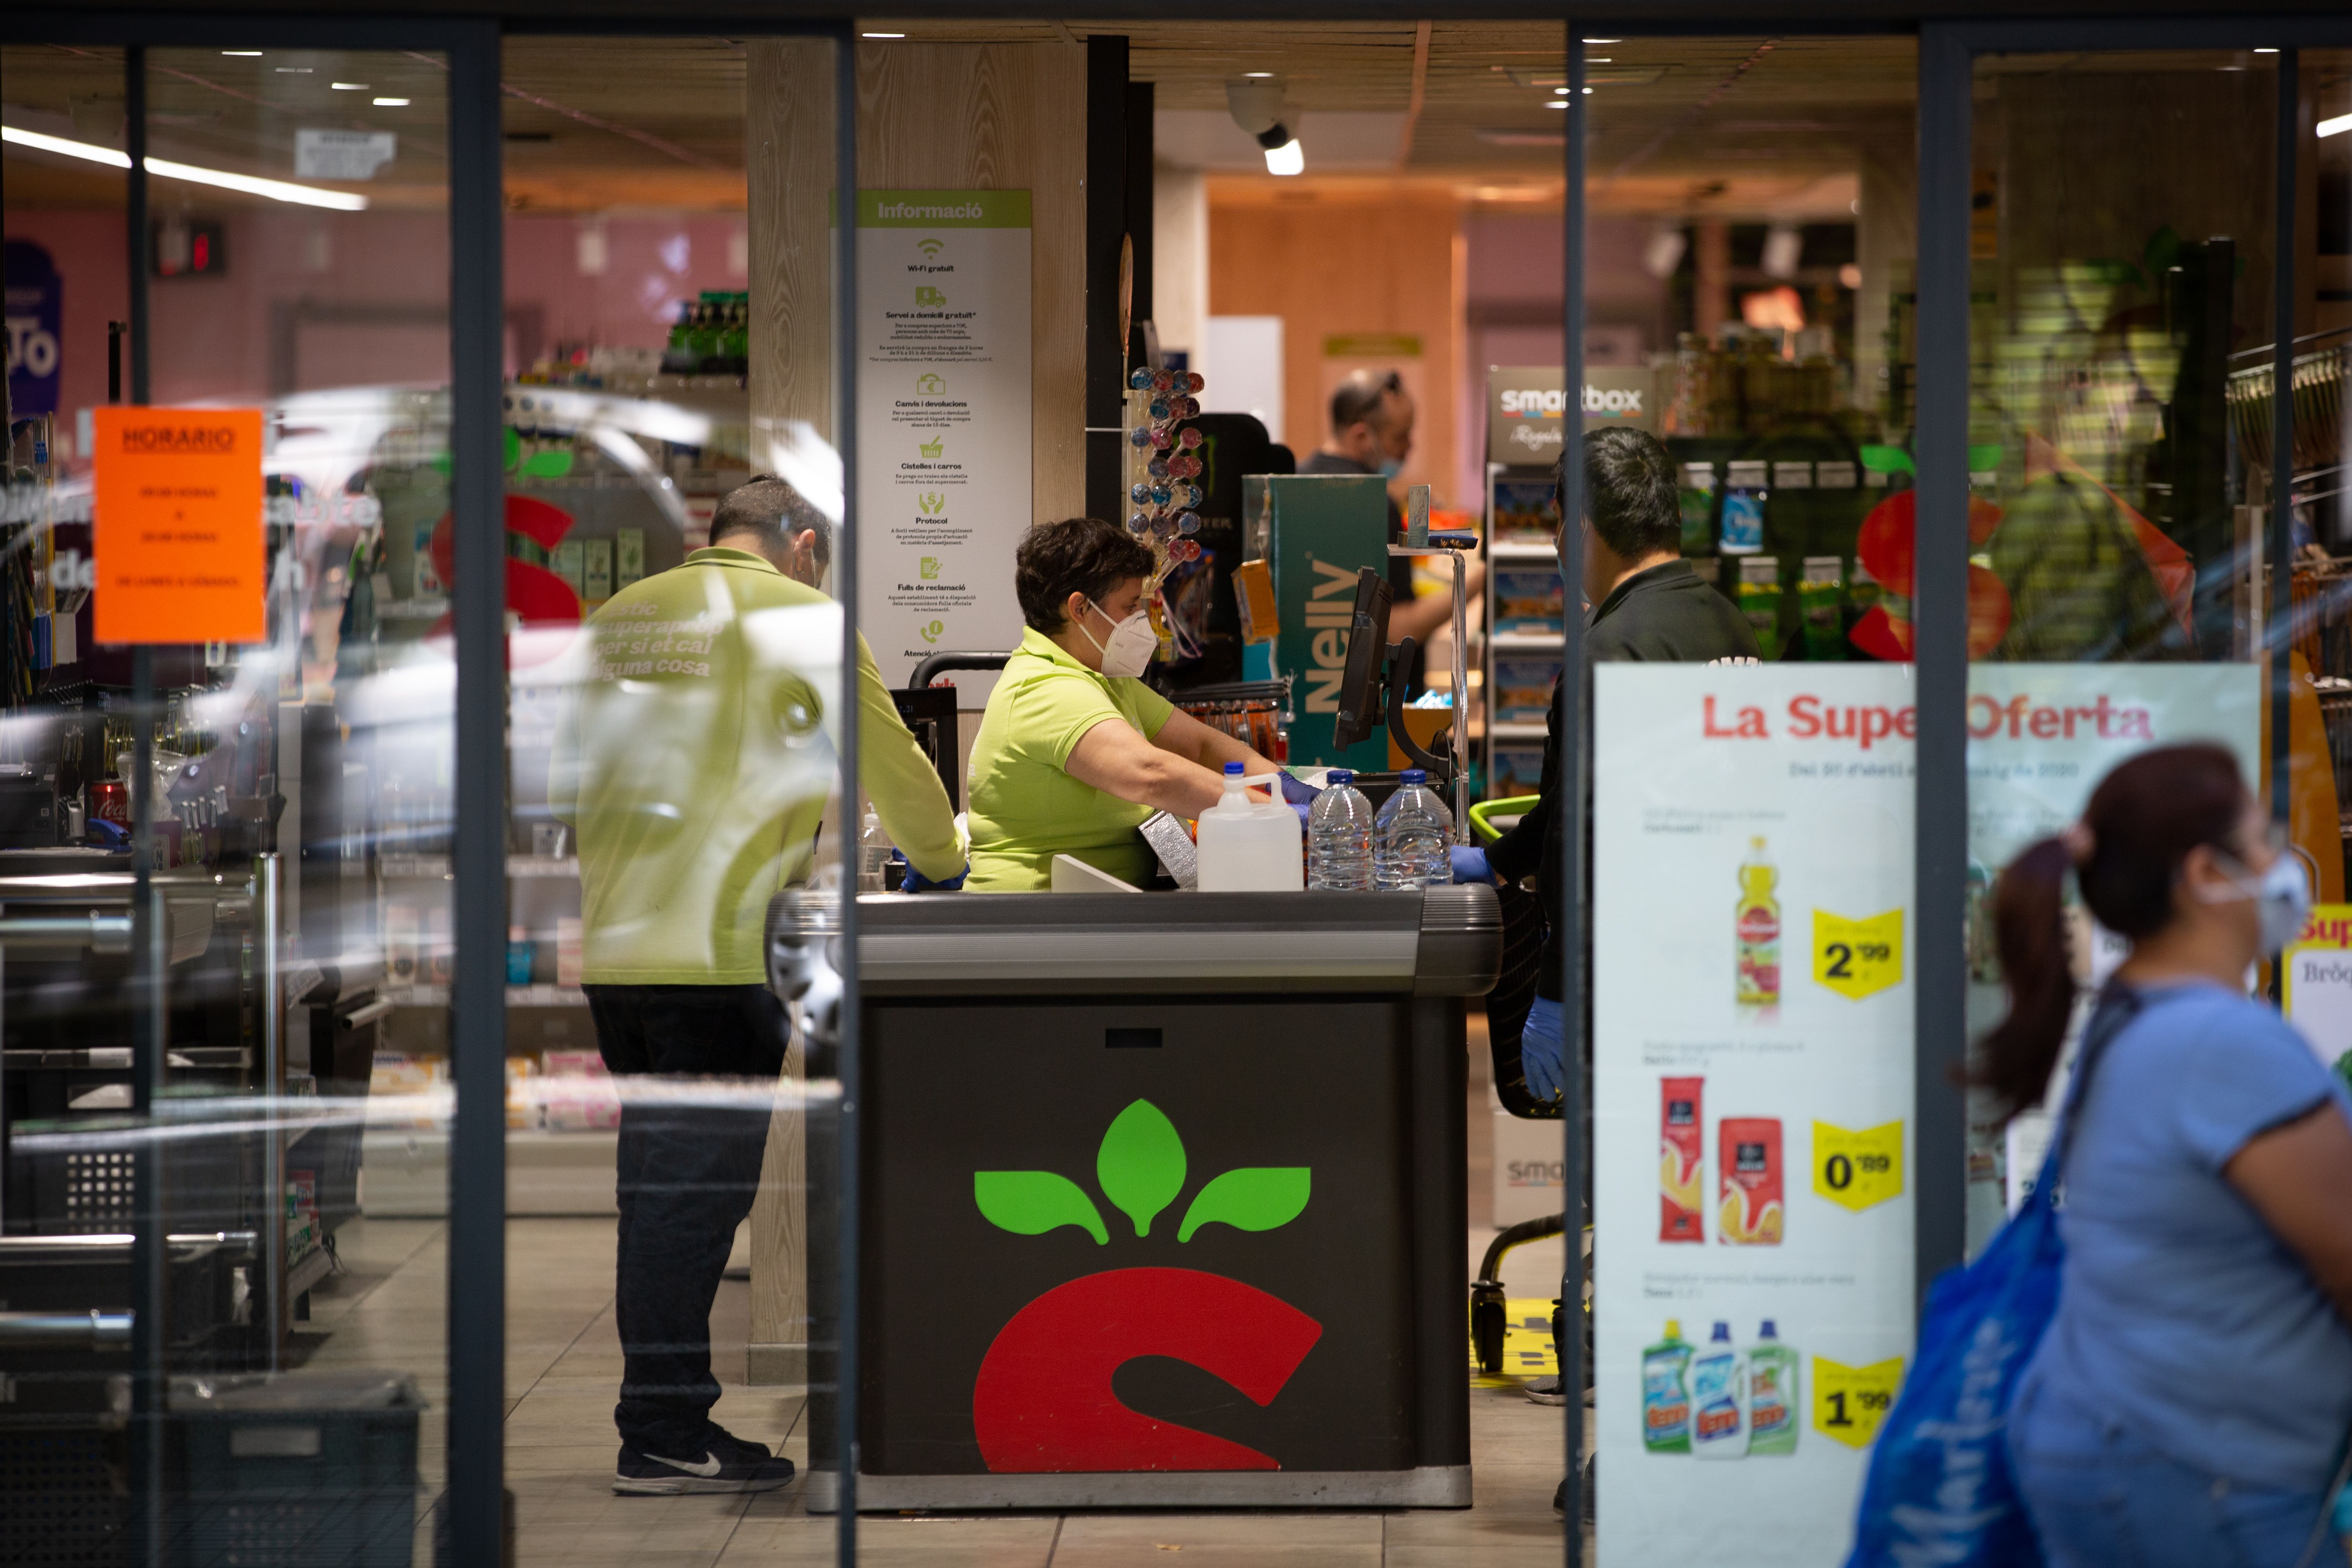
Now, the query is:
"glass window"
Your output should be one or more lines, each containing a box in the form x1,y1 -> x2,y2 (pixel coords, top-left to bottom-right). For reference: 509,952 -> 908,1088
3,39 -> 453,1562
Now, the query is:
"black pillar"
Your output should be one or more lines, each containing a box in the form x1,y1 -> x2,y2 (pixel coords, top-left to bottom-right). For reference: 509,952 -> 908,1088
1085,35 -> 1131,526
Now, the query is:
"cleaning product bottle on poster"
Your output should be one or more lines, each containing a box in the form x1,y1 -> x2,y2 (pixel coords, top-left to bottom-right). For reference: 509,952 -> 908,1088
1689,1321 -> 1749,1458
1641,1319 -> 1694,1453
1746,1321 -> 1799,1455
1736,836 -> 1781,1005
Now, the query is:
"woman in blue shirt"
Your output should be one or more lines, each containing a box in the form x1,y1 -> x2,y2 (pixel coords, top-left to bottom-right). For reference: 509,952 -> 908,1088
1980,743 -> 2352,1566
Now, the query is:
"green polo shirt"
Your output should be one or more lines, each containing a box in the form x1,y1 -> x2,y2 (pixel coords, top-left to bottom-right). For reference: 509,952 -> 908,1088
550,547 -> 963,984
965,625 -> 1177,892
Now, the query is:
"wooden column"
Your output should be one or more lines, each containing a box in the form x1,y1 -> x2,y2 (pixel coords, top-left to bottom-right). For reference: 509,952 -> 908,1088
743,36 -> 1087,1385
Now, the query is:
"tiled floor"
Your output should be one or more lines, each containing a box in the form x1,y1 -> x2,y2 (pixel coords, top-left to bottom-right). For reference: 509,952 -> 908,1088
299,1028 -> 1589,1565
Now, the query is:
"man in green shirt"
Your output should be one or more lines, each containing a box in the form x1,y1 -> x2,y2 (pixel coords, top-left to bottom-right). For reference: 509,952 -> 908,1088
550,476 -> 962,1494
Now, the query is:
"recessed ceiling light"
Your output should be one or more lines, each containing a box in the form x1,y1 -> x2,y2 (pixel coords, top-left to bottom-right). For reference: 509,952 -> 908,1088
373,97 -> 409,107
1545,100 -> 1569,110
222,50 -> 263,57
275,67 -> 312,74
1245,71 -> 1275,78
861,32 -> 905,39
2254,47 -> 2278,53
1555,87 -> 1570,95
2320,112 -> 2351,137
1583,38 -> 1621,44
331,82 -> 370,91
1589,58 -> 1613,64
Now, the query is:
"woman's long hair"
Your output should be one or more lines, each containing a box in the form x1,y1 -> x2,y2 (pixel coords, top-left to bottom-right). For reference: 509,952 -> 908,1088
1974,743 -> 2247,1118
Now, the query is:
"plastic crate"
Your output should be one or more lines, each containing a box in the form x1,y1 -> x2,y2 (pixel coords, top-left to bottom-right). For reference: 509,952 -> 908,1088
0,1425 -> 125,1566
168,1371 -> 421,1568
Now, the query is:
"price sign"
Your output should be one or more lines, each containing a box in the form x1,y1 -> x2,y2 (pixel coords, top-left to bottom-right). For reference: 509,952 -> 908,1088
1813,1119 -> 1905,1212
1812,908 -> 1904,1000
1812,1355 -> 1904,1450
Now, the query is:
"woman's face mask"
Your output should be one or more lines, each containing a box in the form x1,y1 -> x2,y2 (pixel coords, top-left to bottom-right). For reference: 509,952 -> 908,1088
1078,597 -> 1157,678
2200,841 -> 2312,956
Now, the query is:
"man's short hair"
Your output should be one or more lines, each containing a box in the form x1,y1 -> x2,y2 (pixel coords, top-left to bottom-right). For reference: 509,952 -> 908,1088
1014,517 -> 1156,632
1328,368 -> 1404,436
1556,427 -> 1679,558
712,475 -> 830,567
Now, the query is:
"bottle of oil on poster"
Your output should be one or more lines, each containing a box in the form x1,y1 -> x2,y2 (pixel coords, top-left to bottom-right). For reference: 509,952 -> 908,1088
1736,835 -> 1781,1006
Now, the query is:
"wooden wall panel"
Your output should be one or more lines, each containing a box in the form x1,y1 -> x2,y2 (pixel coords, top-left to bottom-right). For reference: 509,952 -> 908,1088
745,38 -> 1087,1371
1208,193 -> 1464,508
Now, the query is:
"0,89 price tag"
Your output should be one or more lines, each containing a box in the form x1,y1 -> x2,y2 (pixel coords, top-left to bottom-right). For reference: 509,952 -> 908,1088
1813,1119 -> 1905,1212
1813,909 -> 1904,1000
1813,1356 -> 1905,1450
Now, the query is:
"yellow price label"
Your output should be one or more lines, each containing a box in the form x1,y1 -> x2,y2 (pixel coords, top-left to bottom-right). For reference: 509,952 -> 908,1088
1813,1355 -> 1904,1450
1813,908 -> 1904,1000
1813,1119 -> 1905,1212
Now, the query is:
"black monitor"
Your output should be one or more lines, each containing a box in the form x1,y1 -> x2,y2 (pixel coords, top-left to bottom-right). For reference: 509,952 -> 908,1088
1329,567 -> 1393,751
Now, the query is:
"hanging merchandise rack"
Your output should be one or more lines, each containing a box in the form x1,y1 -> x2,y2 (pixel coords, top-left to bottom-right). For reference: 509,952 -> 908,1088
2227,325 -> 2350,510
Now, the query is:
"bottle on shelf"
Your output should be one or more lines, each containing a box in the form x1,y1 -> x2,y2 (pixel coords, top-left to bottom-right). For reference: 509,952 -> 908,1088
1306,769 -> 1375,891
1373,768 -> 1449,892
857,808 -> 892,894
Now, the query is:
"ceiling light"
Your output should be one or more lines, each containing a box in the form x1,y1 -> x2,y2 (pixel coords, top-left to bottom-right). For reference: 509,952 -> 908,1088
2,124 -> 369,210
1264,137 -> 1303,176
2254,47 -> 2278,53
222,50 -> 262,57
1544,100 -> 1569,110
861,32 -> 905,39
1245,71 -> 1274,78
1583,38 -> 1621,44
373,98 -> 409,107
1555,87 -> 1570,95
331,82 -> 370,91
1589,58 -> 1613,64
2321,113 -> 2352,137
275,67 -> 312,74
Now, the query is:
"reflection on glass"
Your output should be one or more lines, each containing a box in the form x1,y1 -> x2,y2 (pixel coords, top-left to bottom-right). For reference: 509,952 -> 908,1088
3,44 -> 452,1561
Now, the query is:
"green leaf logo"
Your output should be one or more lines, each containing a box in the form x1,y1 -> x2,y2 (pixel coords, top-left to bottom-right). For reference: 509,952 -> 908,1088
971,1100 -> 1309,1246
973,1171 -> 1108,1245
1177,1168 -> 1311,1242
1097,1100 -> 1186,1238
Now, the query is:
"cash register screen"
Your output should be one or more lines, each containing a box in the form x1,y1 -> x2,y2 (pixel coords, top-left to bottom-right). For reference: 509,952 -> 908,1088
1329,566 -> 1393,751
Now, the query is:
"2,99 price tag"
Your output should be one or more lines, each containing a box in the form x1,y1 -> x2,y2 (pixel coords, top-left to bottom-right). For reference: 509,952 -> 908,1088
1813,1355 -> 1905,1450
1813,909 -> 1905,1000
1813,1119 -> 1905,1212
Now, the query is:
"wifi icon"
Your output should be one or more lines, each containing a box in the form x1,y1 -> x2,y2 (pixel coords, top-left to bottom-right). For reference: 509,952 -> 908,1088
918,238 -> 945,260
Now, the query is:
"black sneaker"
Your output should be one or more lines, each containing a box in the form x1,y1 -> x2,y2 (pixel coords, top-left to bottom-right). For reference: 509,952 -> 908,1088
614,1430 -> 795,1496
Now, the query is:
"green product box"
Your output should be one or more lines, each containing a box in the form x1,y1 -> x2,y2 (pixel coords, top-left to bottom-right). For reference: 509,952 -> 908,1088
1242,473 -> 1394,771
1738,555 -> 1784,661
1799,555 -> 1845,661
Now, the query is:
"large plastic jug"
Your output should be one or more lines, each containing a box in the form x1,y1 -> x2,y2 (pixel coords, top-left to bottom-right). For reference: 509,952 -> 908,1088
1195,763 -> 1303,892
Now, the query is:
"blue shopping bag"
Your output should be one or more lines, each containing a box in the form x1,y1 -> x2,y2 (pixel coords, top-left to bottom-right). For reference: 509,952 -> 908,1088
1844,989 -> 2141,1568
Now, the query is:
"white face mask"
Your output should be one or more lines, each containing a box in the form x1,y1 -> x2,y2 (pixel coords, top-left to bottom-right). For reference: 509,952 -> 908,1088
2202,850 -> 2312,955
1078,598 -> 1157,678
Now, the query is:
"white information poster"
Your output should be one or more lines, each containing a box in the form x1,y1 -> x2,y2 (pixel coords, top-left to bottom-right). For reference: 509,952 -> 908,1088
1595,665 -> 1918,1567
1594,663 -> 2261,1564
855,190 -> 1032,694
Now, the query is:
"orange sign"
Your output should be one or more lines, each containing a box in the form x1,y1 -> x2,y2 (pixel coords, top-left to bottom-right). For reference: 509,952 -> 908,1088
93,406 -> 266,644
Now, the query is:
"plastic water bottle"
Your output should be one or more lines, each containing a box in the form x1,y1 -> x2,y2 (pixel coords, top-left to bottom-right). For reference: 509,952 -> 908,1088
1374,768 -> 1450,891
1307,769 -> 1375,891
857,809 -> 891,893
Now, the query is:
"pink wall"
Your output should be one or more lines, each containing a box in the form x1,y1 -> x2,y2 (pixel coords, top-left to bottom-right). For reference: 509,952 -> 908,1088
504,213 -> 749,366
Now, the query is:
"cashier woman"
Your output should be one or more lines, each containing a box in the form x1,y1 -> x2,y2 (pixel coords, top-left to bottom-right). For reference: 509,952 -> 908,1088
965,516 -> 1302,891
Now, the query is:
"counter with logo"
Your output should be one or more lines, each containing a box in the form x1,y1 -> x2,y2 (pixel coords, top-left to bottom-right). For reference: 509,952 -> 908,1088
798,885 -> 1501,1510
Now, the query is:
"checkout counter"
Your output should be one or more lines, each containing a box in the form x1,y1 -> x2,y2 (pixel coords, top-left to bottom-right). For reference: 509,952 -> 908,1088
785,882 -> 1500,1511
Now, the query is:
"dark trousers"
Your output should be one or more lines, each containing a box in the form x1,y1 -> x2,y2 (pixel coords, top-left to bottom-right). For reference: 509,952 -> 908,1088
585,983 -> 787,1452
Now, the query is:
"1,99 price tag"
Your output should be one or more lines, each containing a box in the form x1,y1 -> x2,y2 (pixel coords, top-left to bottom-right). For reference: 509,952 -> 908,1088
1813,1119 -> 1905,1212
1812,1355 -> 1905,1450
1813,909 -> 1904,1000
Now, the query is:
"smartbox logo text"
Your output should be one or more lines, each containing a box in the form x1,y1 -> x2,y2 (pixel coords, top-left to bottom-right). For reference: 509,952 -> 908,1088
1498,385 -> 1645,419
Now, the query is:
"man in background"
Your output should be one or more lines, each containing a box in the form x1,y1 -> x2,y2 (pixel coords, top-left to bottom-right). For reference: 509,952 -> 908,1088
1297,368 -> 1482,682
552,476 -> 964,1496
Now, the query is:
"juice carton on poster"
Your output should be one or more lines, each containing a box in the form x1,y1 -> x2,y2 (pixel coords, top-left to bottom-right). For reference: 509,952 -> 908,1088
1720,1116 -> 1784,1244
1660,1076 -> 1704,1242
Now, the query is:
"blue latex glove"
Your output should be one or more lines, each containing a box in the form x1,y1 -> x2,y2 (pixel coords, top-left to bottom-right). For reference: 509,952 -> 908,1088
900,861 -> 969,893
1276,770 -> 1321,807
1290,803 -> 1313,832
1520,996 -> 1566,1103
1450,844 -> 1495,885
87,817 -> 131,850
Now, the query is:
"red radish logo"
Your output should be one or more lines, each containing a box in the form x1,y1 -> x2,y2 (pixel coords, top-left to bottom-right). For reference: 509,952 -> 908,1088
969,1100 -> 1319,1473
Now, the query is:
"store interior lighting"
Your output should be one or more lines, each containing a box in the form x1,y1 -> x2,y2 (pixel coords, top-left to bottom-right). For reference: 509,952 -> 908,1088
2,123 -> 371,210
1263,136 -> 1304,176
2321,112 -> 2351,138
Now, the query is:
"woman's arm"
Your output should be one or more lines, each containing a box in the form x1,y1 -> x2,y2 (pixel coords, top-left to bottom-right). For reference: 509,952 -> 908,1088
2224,1100 -> 2352,1326
1146,706 -> 1283,782
1064,715 -> 1232,818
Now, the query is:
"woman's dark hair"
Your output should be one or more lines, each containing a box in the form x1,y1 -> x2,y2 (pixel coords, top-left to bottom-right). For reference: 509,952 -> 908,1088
1975,742 -> 2248,1117
1014,517 -> 1155,633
